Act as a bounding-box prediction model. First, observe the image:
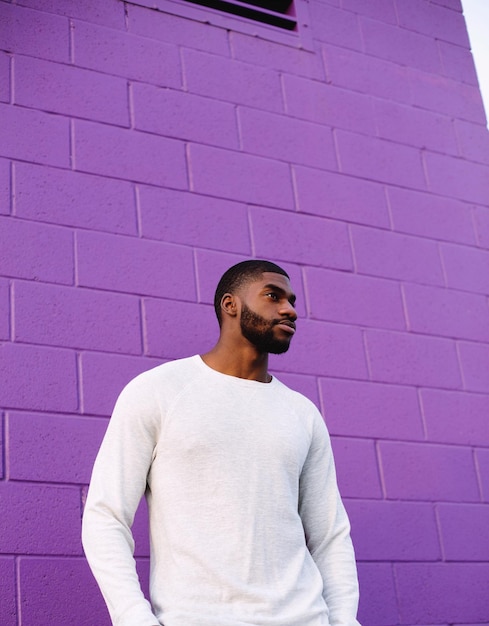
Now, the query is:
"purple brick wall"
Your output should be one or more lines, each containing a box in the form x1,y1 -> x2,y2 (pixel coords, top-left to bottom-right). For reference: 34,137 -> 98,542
0,0 -> 488,624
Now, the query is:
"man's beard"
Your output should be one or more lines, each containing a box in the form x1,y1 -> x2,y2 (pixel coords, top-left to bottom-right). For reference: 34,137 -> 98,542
240,304 -> 292,355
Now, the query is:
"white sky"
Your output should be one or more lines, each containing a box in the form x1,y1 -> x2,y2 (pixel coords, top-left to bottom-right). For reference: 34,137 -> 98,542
461,0 -> 489,127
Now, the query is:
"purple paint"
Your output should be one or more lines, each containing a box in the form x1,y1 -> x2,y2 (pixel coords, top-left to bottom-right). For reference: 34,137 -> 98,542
1,0 -> 488,624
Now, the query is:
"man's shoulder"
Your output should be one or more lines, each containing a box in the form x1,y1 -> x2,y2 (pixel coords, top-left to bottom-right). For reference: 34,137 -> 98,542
111,356 -> 202,415
273,376 -> 321,415
133,355 -> 201,385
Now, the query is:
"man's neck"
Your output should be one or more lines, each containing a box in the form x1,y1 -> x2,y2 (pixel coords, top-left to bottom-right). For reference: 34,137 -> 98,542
201,343 -> 271,383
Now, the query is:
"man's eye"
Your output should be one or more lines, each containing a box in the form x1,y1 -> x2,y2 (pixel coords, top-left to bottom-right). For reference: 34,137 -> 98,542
266,293 -> 278,301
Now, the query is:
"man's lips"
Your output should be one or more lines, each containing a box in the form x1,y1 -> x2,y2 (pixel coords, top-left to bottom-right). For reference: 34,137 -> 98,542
275,320 -> 296,334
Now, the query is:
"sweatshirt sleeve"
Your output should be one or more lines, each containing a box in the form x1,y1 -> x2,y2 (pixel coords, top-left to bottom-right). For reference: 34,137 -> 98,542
298,409 -> 361,626
82,374 -> 161,626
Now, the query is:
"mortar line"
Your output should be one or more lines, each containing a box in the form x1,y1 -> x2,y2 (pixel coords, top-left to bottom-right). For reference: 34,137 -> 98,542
374,439 -> 387,499
76,350 -> 84,414
69,119 -> 76,171
69,18 -> 75,64
192,247 -> 201,303
473,447 -> 485,502
10,161 -> 15,216
9,53 -> 14,105
15,556 -> 22,626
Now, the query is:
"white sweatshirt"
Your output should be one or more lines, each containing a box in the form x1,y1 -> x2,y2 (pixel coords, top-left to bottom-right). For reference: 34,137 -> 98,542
82,355 -> 360,626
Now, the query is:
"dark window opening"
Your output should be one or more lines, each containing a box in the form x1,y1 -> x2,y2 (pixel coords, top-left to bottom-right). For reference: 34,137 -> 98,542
182,0 -> 296,30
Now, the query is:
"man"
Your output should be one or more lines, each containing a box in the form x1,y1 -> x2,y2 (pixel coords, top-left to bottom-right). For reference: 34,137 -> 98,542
82,260 -> 361,626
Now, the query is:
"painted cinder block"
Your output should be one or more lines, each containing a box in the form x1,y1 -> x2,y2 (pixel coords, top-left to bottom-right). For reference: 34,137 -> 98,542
440,243 -> 489,295
425,151 -> 489,206
13,281 -> 142,354
7,412 -> 108,484
365,329 -> 462,389
274,318 -> 368,380
139,187 -> 251,254
387,186 -> 476,245
330,437 -> 382,498
15,162 -> 138,235
0,279 -> 9,340
396,0 -> 470,46
0,216 -> 73,285
403,282 -> 489,342
194,249 -> 249,305
144,298 -> 218,360
322,44 -> 412,104
294,165 -> 390,227
431,0 -> 463,9
239,107 -> 336,171
18,0 -> 126,29
0,3 -> 70,62
474,207 -> 489,249
188,144 -> 294,209
374,98 -> 458,155
14,56 -> 130,127
454,119 -> 489,165
341,0 -> 397,24
309,2 -> 363,50
0,419 -> 3,481
335,130 -> 427,190
250,207 -> 353,270
311,0 -> 340,6
283,75 -> 376,136
395,563 -> 489,624
81,352 -> 163,417
133,83 -> 239,149
346,500 -> 442,561
0,158 -> 9,215
379,441 -> 480,502
438,503 -> 489,561
0,102 -> 70,167
320,378 -> 424,440
182,48 -> 284,113
356,563 -> 398,626
351,226 -> 445,286
74,120 -> 188,188
0,342 -> 78,412
360,16 -> 441,74
438,40 -> 479,86
0,414 -> 3,479
477,449 -> 489,503
19,557 -> 111,626
73,20 -> 182,87
0,557 -> 16,626
0,51 -> 9,103
0,482 -> 82,554
76,230 -> 196,301
421,388 -> 489,446
305,267 -> 406,330
229,32 -> 323,79
127,3 -> 230,56
457,341 -> 489,393
410,68 -> 486,123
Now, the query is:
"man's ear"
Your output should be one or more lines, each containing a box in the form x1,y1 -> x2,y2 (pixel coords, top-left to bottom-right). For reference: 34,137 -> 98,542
220,293 -> 238,318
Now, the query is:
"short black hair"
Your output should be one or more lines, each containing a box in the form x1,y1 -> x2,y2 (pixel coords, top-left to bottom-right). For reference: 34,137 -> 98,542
214,260 -> 289,325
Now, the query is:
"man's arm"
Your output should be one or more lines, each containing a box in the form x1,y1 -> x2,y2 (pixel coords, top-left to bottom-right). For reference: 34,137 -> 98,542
82,375 -> 161,626
299,410 -> 361,626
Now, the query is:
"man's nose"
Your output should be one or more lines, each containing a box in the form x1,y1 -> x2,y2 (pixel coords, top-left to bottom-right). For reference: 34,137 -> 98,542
280,301 -> 297,321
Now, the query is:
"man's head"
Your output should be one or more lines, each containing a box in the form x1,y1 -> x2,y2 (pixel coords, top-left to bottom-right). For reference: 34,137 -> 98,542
214,260 -> 289,324
214,260 -> 297,354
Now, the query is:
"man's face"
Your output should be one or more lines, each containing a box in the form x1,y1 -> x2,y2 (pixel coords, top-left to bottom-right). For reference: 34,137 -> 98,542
238,272 -> 297,355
